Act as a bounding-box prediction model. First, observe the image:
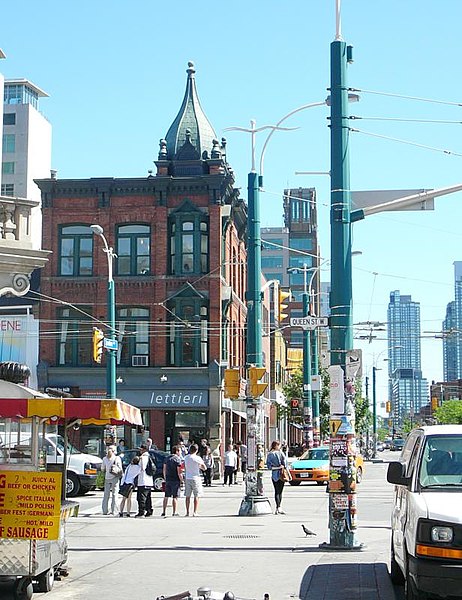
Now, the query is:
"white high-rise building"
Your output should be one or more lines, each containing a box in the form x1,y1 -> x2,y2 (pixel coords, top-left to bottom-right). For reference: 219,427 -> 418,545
2,78 -> 51,248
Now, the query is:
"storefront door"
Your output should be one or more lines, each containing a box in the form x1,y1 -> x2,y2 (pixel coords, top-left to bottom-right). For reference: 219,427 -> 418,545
164,410 -> 208,453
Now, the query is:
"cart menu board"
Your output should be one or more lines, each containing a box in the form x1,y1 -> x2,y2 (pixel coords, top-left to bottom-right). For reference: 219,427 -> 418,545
0,471 -> 62,540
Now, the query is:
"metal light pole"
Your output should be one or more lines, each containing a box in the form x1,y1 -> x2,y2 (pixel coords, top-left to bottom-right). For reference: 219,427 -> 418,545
325,0 -> 360,550
91,225 -> 117,399
372,366 -> 380,458
225,105 -> 327,516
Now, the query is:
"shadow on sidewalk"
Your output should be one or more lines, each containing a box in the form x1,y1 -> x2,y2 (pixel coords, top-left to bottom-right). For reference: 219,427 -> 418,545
299,562 -> 396,600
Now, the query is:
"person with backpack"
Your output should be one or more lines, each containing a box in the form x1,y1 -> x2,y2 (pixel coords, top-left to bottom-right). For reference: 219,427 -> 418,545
135,443 -> 155,517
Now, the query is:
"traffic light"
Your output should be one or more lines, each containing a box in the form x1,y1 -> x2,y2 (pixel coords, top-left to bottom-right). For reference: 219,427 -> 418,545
248,366 -> 268,398
386,401 -> 392,413
431,397 -> 439,411
224,369 -> 241,399
92,327 -> 104,363
278,289 -> 290,321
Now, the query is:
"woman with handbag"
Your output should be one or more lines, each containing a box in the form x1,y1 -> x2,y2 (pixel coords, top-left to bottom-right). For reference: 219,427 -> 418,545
266,440 -> 288,514
119,455 -> 141,517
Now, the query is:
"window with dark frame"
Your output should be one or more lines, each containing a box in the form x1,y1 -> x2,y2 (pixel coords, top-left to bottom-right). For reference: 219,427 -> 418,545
57,307 -> 93,366
168,299 -> 208,367
59,225 -> 93,276
116,224 -> 150,276
117,307 -> 150,366
169,208 -> 209,276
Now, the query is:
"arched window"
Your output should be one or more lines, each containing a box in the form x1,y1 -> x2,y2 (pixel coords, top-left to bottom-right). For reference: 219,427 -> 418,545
59,225 -> 93,276
116,224 -> 150,275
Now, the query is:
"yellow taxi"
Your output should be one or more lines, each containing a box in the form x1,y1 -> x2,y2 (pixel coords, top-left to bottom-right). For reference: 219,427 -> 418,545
289,446 -> 364,486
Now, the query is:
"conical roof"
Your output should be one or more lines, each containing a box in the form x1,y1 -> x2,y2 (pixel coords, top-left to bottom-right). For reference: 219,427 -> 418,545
164,62 -> 217,161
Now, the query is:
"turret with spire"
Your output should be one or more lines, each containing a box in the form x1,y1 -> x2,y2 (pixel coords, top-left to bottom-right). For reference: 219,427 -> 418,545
155,62 -> 227,177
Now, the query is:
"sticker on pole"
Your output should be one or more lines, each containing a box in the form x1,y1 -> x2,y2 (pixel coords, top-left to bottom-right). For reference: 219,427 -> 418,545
328,365 -> 344,414
0,471 -> 62,540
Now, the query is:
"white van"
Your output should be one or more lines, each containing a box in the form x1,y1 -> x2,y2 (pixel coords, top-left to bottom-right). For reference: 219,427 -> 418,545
42,434 -> 102,497
387,425 -> 462,599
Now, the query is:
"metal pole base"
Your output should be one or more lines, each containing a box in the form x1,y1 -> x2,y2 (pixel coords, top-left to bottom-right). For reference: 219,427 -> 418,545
318,541 -> 365,552
238,495 -> 272,516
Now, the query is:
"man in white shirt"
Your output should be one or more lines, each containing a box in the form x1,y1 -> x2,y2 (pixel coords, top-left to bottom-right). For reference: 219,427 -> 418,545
135,443 -> 154,518
184,444 -> 206,517
101,446 -> 123,515
223,444 -> 238,486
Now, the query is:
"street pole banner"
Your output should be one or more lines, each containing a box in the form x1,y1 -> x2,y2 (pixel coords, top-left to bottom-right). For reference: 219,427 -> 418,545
0,471 -> 62,540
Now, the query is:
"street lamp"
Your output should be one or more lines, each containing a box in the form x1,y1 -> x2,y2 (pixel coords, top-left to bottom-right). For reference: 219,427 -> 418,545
287,259 -> 330,448
91,224 -> 117,399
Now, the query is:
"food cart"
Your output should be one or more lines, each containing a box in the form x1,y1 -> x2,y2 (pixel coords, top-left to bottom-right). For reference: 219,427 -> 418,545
0,379 -> 142,600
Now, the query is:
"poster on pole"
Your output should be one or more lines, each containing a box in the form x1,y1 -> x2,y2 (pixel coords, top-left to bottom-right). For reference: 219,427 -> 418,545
0,471 -> 62,540
328,365 -> 344,414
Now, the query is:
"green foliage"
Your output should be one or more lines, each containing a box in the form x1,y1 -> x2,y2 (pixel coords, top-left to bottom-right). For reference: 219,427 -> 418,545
434,399 -> 462,424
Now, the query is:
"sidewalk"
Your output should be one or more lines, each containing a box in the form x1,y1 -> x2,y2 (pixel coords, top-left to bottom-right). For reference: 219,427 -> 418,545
47,463 -> 396,600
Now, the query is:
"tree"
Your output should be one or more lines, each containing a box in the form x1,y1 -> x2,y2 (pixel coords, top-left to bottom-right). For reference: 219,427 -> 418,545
434,399 -> 462,424
354,384 -> 372,438
280,369 -> 303,424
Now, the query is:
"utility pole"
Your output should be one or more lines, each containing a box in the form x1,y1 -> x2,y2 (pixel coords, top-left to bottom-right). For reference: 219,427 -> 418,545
239,123 -> 272,516
372,366 -> 379,458
324,0 -> 361,550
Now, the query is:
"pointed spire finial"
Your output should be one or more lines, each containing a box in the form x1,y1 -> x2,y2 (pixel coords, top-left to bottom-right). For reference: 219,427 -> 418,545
187,61 -> 196,76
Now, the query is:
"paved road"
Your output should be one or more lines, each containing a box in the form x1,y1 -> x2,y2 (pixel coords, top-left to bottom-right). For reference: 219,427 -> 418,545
1,453 -> 404,599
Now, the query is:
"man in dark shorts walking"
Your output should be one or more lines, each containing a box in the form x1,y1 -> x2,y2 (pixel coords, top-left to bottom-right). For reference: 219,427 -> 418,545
161,445 -> 184,517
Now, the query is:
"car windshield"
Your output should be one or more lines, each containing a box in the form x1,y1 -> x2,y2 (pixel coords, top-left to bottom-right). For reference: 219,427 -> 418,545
300,448 -> 329,461
419,435 -> 462,488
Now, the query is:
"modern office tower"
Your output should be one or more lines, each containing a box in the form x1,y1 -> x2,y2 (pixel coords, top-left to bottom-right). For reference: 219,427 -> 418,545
443,261 -> 462,381
443,301 -> 458,381
2,79 -> 51,248
387,290 -> 429,427
261,188 -> 318,349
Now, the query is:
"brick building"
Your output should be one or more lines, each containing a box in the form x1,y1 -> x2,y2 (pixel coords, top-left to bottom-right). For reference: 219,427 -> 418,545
36,63 -> 248,454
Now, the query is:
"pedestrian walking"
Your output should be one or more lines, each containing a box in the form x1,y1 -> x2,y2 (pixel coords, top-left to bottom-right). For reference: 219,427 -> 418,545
266,440 -> 287,514
223,444 -> 238,486
161,445 -> 184,517
119,455 -> 141,517
101,446 -> 123,515
203,445 -> 214,487
135,443 -> 154,518
184,444 -> 206,517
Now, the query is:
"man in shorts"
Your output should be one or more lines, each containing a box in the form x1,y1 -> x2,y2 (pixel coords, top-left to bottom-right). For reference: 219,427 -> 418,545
162,445 -> 184,517
184,444 -> 206,517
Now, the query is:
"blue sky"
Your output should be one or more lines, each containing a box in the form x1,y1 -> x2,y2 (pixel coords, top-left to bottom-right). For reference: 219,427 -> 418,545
2,0 -> 461,408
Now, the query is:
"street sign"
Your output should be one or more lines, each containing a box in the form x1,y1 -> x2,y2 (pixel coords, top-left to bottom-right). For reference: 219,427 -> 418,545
290,316 -> 329,330
330,419 -> 342,437
103,338 -> 119,351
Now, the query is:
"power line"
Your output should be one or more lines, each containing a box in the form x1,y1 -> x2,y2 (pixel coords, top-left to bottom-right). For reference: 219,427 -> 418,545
350,87 -> 462,107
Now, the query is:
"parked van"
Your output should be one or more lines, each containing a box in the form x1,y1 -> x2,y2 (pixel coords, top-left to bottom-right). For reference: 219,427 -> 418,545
387,425 -> 462,599
10,433 -> 103,497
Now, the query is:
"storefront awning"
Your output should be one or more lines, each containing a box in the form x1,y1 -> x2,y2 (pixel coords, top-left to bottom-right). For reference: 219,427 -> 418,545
0,397 -> 143,426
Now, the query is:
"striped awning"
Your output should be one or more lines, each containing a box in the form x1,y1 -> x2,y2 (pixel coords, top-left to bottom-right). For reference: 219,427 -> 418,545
0,397 -> 143,426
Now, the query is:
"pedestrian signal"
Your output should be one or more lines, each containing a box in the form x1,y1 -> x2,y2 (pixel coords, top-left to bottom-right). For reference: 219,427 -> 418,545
278,289 -> 290,321
92,328 -> 104,363
224,369 -> 241,399
248,366 -> 268,398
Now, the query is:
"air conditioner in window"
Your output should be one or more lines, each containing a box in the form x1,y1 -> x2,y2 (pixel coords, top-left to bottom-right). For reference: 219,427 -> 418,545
132,355 -> 149,367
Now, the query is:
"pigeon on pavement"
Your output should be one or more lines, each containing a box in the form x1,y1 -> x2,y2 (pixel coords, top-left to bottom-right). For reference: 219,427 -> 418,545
302,524 -> 316,536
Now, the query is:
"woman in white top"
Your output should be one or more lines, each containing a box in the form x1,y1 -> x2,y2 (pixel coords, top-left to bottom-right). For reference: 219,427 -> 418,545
119,456 -> 141,517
